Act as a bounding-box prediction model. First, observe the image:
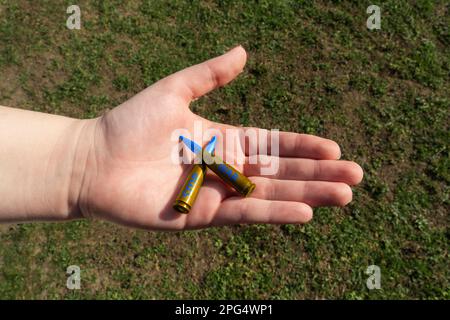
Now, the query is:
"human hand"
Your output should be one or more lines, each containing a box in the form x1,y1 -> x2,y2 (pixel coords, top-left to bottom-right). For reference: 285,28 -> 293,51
75,46 -> 363,230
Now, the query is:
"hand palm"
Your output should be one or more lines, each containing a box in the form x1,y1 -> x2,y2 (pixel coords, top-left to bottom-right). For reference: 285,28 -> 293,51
81,46 -> 363,230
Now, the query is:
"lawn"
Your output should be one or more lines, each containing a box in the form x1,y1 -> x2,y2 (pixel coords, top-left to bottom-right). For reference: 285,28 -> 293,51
0,0 -> 448,299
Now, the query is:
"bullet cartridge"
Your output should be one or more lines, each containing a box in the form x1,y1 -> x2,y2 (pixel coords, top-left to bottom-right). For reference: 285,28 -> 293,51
173,136 -> 217,214
202,151 -> 255,197
173,164 -> 206,213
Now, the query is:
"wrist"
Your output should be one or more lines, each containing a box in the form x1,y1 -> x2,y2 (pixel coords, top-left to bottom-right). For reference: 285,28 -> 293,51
55,117 -> 100,221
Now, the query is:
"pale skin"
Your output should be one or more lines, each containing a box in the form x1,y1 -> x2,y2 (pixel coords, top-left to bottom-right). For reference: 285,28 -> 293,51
0,46 -> 363,230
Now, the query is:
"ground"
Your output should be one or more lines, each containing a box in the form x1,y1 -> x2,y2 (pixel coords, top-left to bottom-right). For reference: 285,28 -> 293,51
0,0 -> 448,299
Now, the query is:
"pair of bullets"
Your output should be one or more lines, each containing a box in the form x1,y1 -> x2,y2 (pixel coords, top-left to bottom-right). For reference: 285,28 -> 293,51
173,136 -> 256,213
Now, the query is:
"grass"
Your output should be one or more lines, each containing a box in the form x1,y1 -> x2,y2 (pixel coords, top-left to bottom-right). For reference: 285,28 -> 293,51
0,0 -> 449,299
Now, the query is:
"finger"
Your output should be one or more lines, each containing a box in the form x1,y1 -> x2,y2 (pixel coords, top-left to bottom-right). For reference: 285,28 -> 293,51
252,130 -> 341,159
250,177 -> 353,207
158,45 -> 247,102
244,158 -> 364,185
214,127 -> 342,160
182,178 -> 232,228
211,198 -> 313,226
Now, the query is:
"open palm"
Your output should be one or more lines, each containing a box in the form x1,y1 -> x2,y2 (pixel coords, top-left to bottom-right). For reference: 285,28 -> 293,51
79,46 -> 363,230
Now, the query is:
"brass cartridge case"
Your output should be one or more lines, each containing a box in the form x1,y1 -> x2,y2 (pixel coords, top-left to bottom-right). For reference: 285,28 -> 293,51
173,164 -> 206,213
202,151 -> 255,197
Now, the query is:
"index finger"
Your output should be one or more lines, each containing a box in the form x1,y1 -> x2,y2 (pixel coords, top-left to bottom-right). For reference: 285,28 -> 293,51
241,128 -> 341,159
208,124 -> 342,160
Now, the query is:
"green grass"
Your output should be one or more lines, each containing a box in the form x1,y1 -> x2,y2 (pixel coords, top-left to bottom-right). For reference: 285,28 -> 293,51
0,0 -> 449,299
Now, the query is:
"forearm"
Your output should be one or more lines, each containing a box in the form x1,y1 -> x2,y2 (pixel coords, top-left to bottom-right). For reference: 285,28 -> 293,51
0,106 -> 93,222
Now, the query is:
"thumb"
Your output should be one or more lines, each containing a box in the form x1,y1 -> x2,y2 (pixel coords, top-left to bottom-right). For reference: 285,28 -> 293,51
158,45 -> 247,102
